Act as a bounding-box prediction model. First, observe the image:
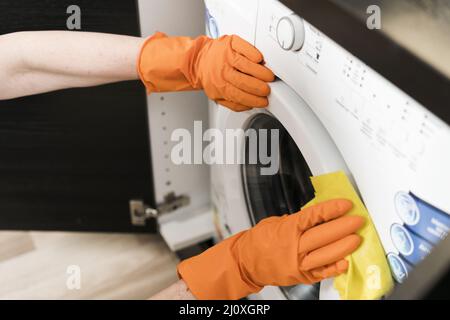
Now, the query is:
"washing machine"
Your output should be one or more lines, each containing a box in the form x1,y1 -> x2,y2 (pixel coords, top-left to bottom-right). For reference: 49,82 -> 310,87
206,0 -> 450,300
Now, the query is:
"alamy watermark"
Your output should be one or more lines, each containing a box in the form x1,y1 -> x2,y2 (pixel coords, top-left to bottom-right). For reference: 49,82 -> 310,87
66,5 -> 81,30
64,4 -> 380,32
367,5 -> 382,30
366,265 -> 382,290
66,265 -> 81,290
171,121 -> 280,176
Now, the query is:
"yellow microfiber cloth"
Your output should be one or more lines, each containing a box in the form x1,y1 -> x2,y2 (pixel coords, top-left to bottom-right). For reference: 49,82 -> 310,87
303,171 -> 394,299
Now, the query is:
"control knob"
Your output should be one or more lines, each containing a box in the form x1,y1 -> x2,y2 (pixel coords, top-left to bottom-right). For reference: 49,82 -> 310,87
276,14 -> 305,51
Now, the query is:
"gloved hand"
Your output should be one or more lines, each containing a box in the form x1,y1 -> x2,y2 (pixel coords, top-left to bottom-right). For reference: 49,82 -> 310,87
137,32 -> 275,112
178,199 -> 364,300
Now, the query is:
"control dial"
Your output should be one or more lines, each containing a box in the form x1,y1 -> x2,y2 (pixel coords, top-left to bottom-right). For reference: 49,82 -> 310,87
276,14 -> 305,51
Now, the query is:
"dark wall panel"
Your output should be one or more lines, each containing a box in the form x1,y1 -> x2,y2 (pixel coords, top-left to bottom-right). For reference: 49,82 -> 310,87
0,0 -> 156,232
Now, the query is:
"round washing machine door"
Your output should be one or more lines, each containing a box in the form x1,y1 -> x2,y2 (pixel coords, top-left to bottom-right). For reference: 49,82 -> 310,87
213,80 -> 350,300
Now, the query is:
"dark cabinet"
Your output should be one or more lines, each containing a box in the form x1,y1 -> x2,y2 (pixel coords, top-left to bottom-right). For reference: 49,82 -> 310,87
0,1 -> 157,232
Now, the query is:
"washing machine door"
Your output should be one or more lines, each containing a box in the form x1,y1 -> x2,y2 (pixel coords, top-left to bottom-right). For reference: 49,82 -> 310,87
214,80 -> 351,299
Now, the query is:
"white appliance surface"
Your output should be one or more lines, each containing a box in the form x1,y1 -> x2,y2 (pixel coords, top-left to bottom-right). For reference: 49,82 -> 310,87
206,0 -> 450,299
205,0 -> 259,44
256,1 -> 450,293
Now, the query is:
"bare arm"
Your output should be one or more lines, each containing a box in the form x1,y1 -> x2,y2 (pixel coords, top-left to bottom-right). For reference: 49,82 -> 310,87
150,280 -> 196,300
0,31 -> 145,100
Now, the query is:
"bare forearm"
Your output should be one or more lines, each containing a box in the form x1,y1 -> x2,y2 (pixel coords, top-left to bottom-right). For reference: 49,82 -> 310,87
0,31 -> 145,100
150,280 -> 196,300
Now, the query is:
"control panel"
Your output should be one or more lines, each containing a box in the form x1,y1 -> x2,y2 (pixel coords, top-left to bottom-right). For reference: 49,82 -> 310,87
257,0 -> 448,181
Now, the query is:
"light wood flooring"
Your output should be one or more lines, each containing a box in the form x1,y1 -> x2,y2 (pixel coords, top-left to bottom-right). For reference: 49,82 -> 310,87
0,231 -> 179,299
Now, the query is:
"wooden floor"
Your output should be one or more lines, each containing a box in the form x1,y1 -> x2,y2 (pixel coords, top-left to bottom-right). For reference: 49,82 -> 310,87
0,231 -> 179,299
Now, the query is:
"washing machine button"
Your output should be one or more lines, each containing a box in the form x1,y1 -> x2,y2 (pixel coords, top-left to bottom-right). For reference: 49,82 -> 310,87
276,14 -> 305,51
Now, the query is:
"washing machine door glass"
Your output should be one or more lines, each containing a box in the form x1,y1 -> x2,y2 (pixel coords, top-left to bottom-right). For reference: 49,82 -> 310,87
242,114 -> 315,224
241,113 -> 319,300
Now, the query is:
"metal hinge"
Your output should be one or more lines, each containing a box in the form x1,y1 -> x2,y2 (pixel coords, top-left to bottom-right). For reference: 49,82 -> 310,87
129,192 -> 190,226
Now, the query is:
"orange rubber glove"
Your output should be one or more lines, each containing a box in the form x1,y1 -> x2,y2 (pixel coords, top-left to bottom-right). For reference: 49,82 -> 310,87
137,32 -> 275,112
178,199 -> 364,300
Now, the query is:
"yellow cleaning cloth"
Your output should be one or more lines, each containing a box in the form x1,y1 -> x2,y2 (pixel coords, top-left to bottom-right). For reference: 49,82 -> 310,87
303,171 -> 393,299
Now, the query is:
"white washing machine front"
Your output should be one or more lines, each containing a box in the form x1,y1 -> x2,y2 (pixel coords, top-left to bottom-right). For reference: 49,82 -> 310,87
208,0 -> 450,300
210,80 -> 350,299
255,0 -> 450,297
206,0 -> 351,300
